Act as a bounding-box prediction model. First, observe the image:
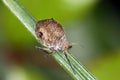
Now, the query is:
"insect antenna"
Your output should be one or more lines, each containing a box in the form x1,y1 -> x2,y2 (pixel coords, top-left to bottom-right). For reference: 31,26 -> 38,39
71,42 -> 84,48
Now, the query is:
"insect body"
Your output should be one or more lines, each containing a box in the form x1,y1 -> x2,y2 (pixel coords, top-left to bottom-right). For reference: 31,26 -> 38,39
35,18 -> 72,51
35,18 -> 74,73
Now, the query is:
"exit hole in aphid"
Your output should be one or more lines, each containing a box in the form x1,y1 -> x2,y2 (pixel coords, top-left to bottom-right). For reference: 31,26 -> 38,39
38,32 -> 43,38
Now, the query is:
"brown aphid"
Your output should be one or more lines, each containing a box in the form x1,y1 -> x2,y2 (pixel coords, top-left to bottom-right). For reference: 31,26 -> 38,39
35,18 -> 75,73
35,18 -> 72,51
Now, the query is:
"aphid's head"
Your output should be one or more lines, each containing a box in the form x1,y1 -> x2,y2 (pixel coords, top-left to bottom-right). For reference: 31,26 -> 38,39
64,41 -> 72,50
68,45 -> 72,49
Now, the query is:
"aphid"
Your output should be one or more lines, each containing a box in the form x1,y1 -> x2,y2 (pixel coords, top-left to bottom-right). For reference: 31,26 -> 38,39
35,18 -> 74,72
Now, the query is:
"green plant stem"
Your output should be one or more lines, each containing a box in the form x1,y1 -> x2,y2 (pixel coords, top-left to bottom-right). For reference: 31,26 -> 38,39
2,0 -> 97,80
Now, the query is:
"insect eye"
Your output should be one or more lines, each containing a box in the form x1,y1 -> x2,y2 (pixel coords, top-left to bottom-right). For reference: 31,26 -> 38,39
38,32 -> 43,38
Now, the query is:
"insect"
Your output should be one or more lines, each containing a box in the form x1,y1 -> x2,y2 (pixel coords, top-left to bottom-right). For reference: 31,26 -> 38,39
35,18 -> 74,72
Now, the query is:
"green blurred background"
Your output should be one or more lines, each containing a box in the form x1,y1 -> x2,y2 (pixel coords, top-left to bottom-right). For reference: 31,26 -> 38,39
0,0 -> 120,80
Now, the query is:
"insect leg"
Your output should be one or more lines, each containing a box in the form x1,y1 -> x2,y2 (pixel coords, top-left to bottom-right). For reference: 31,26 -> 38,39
35,46 -> 52,53
64,50 -> 76,74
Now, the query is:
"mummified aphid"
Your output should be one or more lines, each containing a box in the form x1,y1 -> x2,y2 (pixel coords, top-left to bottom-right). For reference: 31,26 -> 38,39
35,18 -> 75,73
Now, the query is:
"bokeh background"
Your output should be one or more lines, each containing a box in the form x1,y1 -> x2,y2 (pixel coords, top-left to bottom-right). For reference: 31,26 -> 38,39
0,0 -> 120,80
